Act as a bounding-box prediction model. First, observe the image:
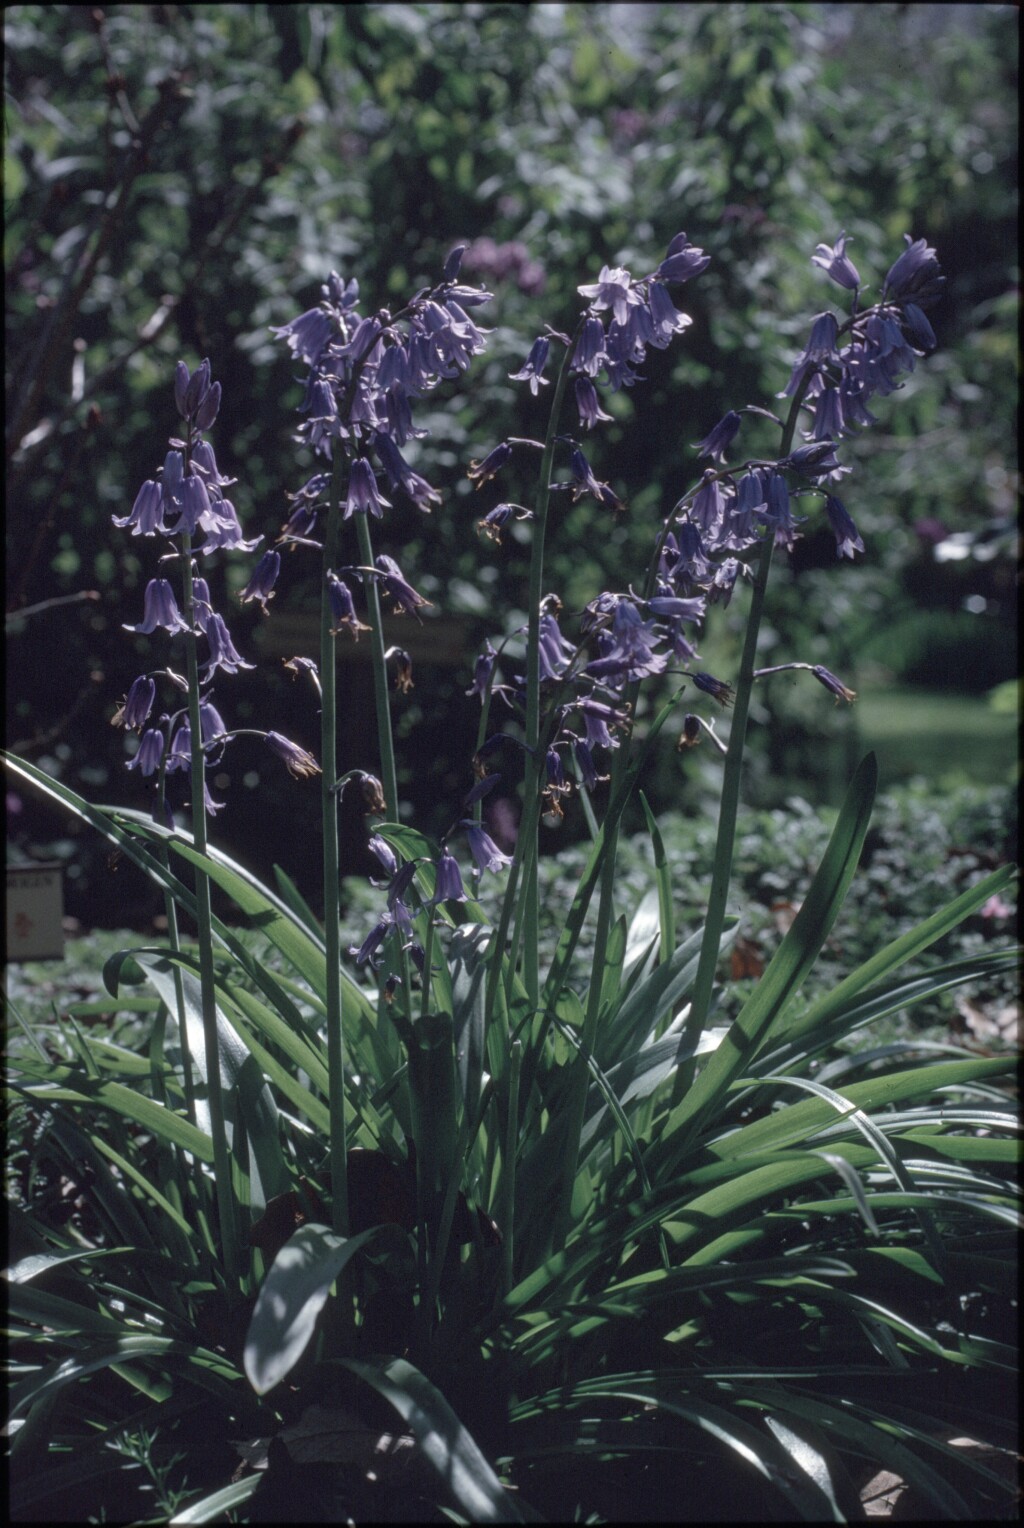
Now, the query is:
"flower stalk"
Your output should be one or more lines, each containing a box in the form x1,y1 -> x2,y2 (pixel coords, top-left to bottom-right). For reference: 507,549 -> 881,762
178,531 -> 242,1294
320,456 -> 349,1237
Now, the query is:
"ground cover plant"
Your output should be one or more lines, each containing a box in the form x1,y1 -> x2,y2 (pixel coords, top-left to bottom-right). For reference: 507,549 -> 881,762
5,221 -> 1020,1522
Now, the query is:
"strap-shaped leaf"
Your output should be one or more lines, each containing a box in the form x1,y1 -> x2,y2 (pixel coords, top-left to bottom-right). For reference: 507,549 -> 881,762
449,923 -> 490,1123
9,1067 -> 213,1159
244,1221 -> 404,1394
638,789 -> 675,972
658,752 -> 878,1161
338,1355 -> 524,1522
105,947 -> 288,1210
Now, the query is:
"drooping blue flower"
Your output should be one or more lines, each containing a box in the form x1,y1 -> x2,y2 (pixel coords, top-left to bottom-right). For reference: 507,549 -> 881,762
476,503 -> 533,543
279,501 -> 320,542
264,731 -> 321,779
349,911 -> 396,968
695,410 -> 741,463
201,613 -> 255,677
433,298 -> 491,376
707,558 -> 743,607
568,446 -> 604,502
655,232 -> 711,283
194,380 -> 221,433
166,721 -> 191,772
272,308 -> 334,366
434,850 -> 468,903
648,592 -> 707,623
115,676 -> 156,731
125,727 -> 166,775
344,457 -> 390,520
900,302 -> 936,351
468,441 -> 512,487
190,577 -> 214,635
368,834 -> 399,879
811,232 -> 860,291
782,441 -> 842,478
585,599 -> 667,682
812,665 -> 857,703
575,697 -> 628,750
198,497 -> 263,554
181,360 -> 213,421
601,320 -> 644,392
782,311 -> 840,396
327,572 -> 370,639
824,494 -> 865,559
239,550 -> 281,611
838,372 -> 878,430
190,440 -> 237,493
724,469 -> 767,549
171,472 -> 214,536
883,236 -> 943,304
372,431 -> 441,511
461,820 -> 513,875
577,264 -> 640,325
671,521 -> 714,587
545,746 -> 568,791
385,645 -> 414,693
574,375 -> 613,431
690,471 -> 726,534
466,640 -> 498,702
572,316 -> 607,377
807,385 -> 845,442
195,700 -> 225,744
646,279 -> 694,343
203,778 -> 226,816
509,336 -> 550,395
113,480 -> 166,537
692,670 -> 735,707
124,578 -> 191,635
572,738 -> 606,790
374,555 -> 431,619
537,612 -> 575,680
764,471 -> 802,549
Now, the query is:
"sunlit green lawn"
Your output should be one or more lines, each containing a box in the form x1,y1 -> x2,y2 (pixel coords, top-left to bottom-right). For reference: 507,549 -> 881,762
855,683 -> 1019,791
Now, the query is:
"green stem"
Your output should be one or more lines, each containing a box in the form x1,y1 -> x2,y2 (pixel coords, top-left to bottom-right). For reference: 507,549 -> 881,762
672,384 -> 812,1101
673,530 -> 775,1092
498,1040 -> 520,1299
321,456 -> 349,1237
518,322 -> 584,1007
354,512 -> 400,817
353,511 -> 415,1023
179,533 -> 241,1296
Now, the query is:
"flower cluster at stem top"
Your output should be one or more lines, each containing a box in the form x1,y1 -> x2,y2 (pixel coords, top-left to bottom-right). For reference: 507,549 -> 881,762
462,230 -> 943,831
113,360 -> 320,820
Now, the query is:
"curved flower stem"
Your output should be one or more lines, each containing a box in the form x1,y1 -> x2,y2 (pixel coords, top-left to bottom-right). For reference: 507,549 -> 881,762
353,510 -> 414,1021
670,531 -> 775,1104
154,762 -> 217,1269
179,531 -> 241,1295
354,512 -> 399,818
671,380 -> 812,1103
517,320 -> 586,1007
321,455 -> 349,1237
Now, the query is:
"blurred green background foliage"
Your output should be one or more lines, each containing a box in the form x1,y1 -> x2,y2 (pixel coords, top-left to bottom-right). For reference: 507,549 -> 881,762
5,2 -> 1018,925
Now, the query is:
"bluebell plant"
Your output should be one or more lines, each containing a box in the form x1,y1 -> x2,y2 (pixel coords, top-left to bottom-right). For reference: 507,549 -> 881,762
9,221 -> 1021,1522
111,228 -> 948,1268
